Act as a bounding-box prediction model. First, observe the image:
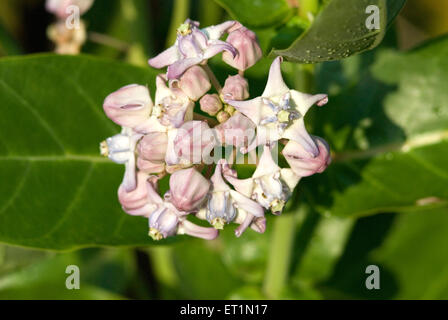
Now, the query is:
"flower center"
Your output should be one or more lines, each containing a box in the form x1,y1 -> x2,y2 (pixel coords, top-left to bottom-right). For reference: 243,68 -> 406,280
211,217 -> 226,230
177,23 -> 192,36
149,228 -> 163,241
99,140 -> 109,157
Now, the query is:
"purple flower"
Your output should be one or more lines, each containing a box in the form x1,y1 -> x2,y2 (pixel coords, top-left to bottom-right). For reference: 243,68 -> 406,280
172,65 -> 211,101
221,74 -> 250,101
148,19 -> 237,79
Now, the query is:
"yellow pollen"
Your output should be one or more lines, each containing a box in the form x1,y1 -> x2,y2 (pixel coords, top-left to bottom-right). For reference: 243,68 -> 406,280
271,199 -> 285,213
211,218 -> 226,230
100,141 -> 109,157
149,228 -> 163,241
277,110 -> 290,123
177,23 -> 192,36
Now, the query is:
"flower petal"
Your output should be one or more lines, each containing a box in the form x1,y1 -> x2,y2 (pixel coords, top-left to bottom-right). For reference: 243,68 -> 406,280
203,20 -> 236,40
290,90 -> 328,115
204,40 -> 237,60
148,45 -> 180,69
252,145 -> 280,179
230,190 -> 264,217
225,97 -> 264,125
167,56 -> 203,79
262,56 -> 289,98
179,220 -> 219,240
282,118 -> 319,157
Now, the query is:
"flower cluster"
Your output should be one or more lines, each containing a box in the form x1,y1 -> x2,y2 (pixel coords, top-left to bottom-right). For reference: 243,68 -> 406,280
100,19 -> 331,241
46,0 -> 94,54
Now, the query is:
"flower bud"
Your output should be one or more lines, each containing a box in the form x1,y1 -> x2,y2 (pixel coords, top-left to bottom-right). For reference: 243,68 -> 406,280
215,113 -> 255,148
282,136 -> 332,177
169,168 -> 210,212
200,94 -> 222,116
103,84 -> 152,128
137,158 -> 165,174
222,24 -> 262,71
46,0 -> 94,19
173,121 -> 216,165
137,132 -> 168,162
148,205 -> 180,240
174,66 -> 211,101
222,75 -> 249,101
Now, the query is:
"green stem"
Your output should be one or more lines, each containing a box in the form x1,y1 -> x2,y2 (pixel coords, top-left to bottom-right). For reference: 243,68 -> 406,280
166,0 -> 191,48
202,64 -> 223,93
263,214 -> 297,299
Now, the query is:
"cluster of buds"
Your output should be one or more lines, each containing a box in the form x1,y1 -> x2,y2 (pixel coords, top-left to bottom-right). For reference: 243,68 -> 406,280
100,19 -> 331,241
46,0 -> 94,54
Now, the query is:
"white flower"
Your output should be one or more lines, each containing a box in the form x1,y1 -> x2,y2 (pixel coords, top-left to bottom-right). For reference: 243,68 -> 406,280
224,145 -> 300,215
226,57 -> 328,155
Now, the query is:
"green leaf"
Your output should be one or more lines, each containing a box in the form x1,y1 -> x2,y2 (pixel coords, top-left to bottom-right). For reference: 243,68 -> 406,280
213,0 -> 293,28
271,0 -> 406,63
321,208 -> 448,299
0,54 -> 164,250
306,36 -> 448,217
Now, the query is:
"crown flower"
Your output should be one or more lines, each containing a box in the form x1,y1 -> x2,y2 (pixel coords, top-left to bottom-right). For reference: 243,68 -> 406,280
100,19 -> 331,241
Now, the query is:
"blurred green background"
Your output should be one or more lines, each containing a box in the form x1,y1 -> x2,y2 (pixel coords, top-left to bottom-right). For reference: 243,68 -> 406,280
0,0 -> 447,300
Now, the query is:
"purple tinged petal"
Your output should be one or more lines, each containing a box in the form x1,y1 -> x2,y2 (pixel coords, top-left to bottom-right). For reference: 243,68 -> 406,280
215,113 -> 256,148
167,57 -> 203,79
211,161 -> 232,193
175,65 -> 211,101
262,56 -> 290,98
148,45 -> 180,69
222,74 -> 250,101
282,118 -> 319,157
230,190 -> 265,217
224,175 -> 254,198
282,136 -> 331,177
179,220 -> 219,240
103,84 -> 152,128
203,40 -> 237,60
203,20 -> 236,40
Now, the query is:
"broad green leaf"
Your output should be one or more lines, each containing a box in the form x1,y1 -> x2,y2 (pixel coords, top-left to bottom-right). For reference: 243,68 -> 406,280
321,208 -> 448,299
0,20 -> 22,56
0,54 -> 165,250
305,36 -> 448,217
213,0 -> 293,28
271,0 -> 406,63
0,249 -> 128,299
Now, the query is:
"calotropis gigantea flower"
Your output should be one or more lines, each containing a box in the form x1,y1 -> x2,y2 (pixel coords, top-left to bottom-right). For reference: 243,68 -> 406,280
148,19 -> 237,79
200,161 -> 265,236
224,145 -> 300,215
46,0 -> 94,19
222,23 -> 263,72
103,84 -> 152,129
100,127 -> 142,192
282,135 -> 332,177
226,57 -> 328,154
135,75 -> 193,134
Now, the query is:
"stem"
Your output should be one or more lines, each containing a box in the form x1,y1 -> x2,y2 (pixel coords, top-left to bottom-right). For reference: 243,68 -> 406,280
263,214 -> 297,299
166,0 -> 191,48
202,64 -> 223,93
